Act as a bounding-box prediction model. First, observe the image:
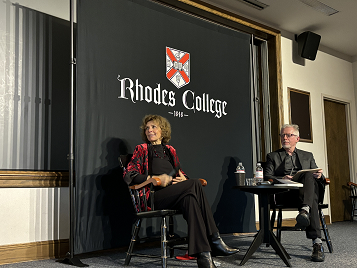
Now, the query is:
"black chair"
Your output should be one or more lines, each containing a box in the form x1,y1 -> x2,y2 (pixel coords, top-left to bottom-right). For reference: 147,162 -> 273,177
347,181 -> 357,221
270,178 -> 333,253
120,154 -> 207,267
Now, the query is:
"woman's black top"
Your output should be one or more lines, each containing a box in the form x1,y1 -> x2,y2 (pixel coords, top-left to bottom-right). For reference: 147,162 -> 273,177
151,144 -> 174,176
131,144 -> 174,185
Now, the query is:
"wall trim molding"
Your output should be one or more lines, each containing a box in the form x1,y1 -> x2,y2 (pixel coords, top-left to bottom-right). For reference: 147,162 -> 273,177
177,0 -> 280,36
0,171 -> 69,188
0,239 -> 69,265
256,215 -> 331,231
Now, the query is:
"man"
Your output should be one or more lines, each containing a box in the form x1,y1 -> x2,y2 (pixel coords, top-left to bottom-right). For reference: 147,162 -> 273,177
264,124 -> 325,262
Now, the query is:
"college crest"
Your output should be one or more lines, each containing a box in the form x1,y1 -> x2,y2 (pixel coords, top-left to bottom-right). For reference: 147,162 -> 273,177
166,47 -> 190,88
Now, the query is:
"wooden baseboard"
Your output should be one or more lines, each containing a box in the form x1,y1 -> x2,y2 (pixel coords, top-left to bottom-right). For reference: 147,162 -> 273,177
256,215 -> 331,230
0,239 -> 69,265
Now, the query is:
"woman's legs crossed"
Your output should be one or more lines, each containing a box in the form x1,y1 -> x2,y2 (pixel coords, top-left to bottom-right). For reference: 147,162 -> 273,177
154,179 -> 218,255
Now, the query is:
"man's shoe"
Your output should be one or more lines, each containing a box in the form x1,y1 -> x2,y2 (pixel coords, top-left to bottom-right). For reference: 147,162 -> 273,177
210,232 -> 239,257
311,243 -> 325,262
295,210 -> 310,230
197,252 -> 217,268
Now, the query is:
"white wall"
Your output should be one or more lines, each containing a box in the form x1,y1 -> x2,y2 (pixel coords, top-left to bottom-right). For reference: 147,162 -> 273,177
282,37 -> 357,172
14,0 -> 70,20
0,188 -> 69,246
275,36 -> 357,220
0,0 -> 70,247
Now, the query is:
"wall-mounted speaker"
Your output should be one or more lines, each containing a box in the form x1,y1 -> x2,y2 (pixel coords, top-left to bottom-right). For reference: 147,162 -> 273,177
297,31 -> 321,61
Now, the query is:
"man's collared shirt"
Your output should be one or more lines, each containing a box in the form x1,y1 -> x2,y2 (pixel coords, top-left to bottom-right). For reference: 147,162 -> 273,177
283,149 -> 302,176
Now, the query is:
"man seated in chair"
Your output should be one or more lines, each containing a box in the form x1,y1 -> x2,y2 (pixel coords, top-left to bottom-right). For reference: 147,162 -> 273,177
264,124 -> 326,262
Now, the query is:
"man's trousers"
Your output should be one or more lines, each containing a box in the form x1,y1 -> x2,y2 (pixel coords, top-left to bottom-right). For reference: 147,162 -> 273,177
275,172 -> 322,240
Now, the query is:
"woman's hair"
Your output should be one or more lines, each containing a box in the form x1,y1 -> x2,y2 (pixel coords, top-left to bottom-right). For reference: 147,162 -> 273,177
140,114 -> 171,143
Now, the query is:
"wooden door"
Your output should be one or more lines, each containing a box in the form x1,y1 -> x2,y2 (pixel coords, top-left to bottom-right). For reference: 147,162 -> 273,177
324,99 -> 351,221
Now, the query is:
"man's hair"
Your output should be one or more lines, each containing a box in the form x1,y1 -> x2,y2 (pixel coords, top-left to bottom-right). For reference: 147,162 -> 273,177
140,114 -> 172,143
281,124 -> 300,136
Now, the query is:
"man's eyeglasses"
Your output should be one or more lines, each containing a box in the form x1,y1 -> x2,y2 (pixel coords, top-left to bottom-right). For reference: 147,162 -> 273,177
279,133 -> 297,138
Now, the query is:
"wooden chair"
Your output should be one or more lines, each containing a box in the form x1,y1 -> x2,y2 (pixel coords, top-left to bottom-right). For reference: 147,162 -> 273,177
347,182 -> 357,221
120,154 -> 207,268
270,178 -> 333,253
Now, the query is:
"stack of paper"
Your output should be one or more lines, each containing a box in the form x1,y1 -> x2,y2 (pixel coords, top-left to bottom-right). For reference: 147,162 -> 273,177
275,178 -> 303,187
292,168 -> 322,180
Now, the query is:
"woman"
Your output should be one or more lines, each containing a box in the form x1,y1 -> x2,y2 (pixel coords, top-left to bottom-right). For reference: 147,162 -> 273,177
123,114 -> 238,268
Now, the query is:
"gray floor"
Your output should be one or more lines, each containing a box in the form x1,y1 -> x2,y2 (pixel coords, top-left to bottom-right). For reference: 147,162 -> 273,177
2,221 -> 356,267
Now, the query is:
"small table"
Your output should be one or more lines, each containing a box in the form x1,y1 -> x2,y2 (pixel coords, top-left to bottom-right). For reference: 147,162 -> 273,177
235,185 -> 299,267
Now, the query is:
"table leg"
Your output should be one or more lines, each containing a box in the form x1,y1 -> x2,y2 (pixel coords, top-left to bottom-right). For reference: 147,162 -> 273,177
239,230 -> 263,266
269,230 -> 291,266
239,191 -> 291,267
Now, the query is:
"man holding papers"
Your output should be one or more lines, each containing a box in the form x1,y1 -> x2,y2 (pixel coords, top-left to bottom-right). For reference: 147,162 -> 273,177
264,124 -> 326,262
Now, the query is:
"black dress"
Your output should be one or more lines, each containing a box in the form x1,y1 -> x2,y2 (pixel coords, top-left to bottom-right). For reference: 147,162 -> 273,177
151,144 -> 219,256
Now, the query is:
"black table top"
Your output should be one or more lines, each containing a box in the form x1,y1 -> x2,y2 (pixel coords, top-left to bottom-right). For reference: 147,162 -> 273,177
233,185 -> 300,194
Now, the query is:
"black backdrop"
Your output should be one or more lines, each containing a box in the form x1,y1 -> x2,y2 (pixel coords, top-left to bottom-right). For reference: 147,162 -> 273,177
76,0 -> 255,254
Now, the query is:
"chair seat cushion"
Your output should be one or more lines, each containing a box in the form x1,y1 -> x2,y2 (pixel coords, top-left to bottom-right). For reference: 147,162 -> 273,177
136,209 -> 180,218
318,204 -> 329,209
273,204 -> 329,210
273,204 -> 298,210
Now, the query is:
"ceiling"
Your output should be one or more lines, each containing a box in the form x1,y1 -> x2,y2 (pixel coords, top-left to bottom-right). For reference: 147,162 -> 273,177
201,0 -> 357,62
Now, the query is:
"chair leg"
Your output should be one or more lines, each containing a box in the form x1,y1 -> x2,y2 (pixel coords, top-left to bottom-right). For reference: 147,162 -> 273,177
267,208 -> 277,247
124,218 -> 142,265
169,215 -> 175,258
351,200 -> 356,222
319,208 -> 333,253
271,209 -> 276,231
277,209 -> 283,242
161,217 -> 168,268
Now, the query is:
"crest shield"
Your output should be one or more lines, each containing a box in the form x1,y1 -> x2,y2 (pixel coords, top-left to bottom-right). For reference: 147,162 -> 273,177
166,47 -> 190,88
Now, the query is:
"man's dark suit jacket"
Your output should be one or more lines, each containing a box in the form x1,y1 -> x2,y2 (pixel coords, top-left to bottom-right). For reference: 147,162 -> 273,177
264,147 -> 325,202
265,148 -> 319,182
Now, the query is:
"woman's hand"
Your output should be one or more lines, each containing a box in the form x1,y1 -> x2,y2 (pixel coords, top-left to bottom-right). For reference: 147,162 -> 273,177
154,174 -> 172,187
172,170 -> 187,185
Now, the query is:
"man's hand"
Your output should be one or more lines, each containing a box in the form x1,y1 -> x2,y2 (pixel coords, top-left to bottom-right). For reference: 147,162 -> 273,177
313,169 -> 323,179
172,170 -> 187,185
282,175 -> 293,180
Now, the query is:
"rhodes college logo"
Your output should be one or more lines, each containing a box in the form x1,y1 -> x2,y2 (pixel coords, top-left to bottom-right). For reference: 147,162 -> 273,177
166,47 -> 190,88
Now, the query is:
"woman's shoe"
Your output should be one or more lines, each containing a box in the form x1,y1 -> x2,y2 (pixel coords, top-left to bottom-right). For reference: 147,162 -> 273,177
210,232 -> 239,257
197,252 -> 217,268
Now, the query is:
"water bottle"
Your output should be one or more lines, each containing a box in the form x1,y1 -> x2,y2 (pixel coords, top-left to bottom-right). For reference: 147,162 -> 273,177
254,162 -> 264,184
235,162 -> 245,186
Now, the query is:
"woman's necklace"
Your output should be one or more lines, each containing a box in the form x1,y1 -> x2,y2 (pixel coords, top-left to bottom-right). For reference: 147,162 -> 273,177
153,145 -> 166,159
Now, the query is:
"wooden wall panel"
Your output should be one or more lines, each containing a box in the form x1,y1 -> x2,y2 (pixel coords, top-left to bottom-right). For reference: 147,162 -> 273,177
0,171 -> 69,187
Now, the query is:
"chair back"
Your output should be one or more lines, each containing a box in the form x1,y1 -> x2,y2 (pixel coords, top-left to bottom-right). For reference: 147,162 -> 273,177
317,177 -> 330,204
119,154 -> 133,171
348,182 -> 357,198
120,154 -> 155,213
